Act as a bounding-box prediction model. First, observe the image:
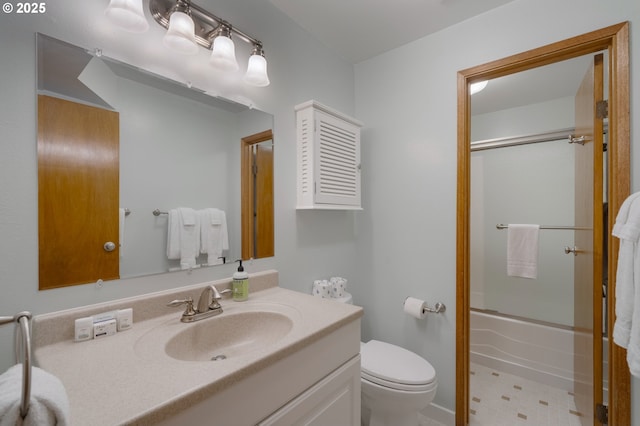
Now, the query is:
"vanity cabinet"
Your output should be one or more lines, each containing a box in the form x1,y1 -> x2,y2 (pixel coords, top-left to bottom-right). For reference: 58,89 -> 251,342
259,355 -> 361,426
295,100 -> 363,210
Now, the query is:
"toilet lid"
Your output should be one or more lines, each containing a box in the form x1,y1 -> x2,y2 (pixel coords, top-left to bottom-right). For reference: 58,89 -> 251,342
361,340 -> 436,387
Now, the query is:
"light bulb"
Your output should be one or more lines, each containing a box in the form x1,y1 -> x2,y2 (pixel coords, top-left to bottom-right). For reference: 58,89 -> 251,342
163,11 -> 198,55
244,52 -> 270,87
210,35 -> 239,71
470,80 -> 488,95
104,0 -> 149,33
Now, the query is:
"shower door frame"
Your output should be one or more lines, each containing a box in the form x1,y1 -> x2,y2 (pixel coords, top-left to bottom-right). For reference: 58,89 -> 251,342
456,22 -> 630,426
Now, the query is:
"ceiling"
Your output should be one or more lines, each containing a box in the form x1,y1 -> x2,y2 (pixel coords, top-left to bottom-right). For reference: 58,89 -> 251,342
269,0 -> 517,63
268,0 -> 600,116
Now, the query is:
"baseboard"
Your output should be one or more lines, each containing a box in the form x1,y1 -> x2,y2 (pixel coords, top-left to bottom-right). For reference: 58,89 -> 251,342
420,402 -> 455,426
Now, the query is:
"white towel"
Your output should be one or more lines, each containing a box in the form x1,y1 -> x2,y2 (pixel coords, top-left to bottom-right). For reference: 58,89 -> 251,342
199,208 -> 229,266
166,209 -> 181,260
612,192 -> 640,377
0,364 -> 70,426
119,208 -> 126,259
507,224 -> 540,279
178,207 -> 200,269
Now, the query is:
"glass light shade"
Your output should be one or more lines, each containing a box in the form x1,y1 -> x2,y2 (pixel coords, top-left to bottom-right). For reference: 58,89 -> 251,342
470,80 -> 488,95
104,0 -> 149,33
163,11 -> 199,55
244,54 -> 270,87
209,36 -> 239,71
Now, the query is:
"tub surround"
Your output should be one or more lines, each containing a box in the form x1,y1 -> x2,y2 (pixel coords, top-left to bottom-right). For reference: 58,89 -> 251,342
32,270 -> 363,425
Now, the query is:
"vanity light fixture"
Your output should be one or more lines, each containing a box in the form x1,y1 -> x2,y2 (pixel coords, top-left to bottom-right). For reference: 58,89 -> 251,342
162,0 -> 198,54
104,0 -> 270,87
209,24 -> 239,71
470,80 -> 488,95
104,0 -> 149,33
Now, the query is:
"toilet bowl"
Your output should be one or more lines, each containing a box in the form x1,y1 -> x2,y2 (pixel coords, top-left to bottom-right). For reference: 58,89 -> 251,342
332,292 -> 438,426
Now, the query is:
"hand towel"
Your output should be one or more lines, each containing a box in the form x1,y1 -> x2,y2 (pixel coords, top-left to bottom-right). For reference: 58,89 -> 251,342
0,364 -> 70,426
178,207 -> 200,269
199,208 -> 229,266
507,224 -> 540,279
612,192 -> 640,377
166,209 -> 181,260
119,208 -> 126,259
611,192 -> 640,347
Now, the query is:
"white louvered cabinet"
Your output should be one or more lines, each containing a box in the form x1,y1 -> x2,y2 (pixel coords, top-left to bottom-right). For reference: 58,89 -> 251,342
295,100 -> 363,210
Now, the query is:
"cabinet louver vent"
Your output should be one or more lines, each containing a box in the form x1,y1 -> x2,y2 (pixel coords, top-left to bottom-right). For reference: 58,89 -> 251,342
318,118 -> 358,197
296,100 -> 363,210
299,116 -> 312,196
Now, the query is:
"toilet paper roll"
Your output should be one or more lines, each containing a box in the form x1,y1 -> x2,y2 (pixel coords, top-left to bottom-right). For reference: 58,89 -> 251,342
312,280 -> 331,298
330,277 -> 346,298
404,297 -> 427,319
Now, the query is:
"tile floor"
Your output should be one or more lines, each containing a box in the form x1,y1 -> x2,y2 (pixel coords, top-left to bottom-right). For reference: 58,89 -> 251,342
469,362 -> 585,425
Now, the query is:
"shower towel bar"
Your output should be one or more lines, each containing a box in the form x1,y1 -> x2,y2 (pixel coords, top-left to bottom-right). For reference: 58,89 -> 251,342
153,209 -> 169,216
0,311 -> 32,418
496,224 -> 591,230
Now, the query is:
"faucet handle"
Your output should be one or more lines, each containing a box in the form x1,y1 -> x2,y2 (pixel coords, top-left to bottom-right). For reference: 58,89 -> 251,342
167,297 -> 196,317
209,288 -> 232,309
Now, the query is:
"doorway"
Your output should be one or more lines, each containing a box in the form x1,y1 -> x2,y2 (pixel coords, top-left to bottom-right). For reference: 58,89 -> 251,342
456,23 -> 630,426
241,129 -> 274,260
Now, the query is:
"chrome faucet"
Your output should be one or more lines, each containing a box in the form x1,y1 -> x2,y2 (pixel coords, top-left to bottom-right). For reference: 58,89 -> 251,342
167,285 -> 231,323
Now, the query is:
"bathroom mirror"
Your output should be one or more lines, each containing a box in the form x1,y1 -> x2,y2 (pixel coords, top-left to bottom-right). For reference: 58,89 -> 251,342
36,34 -> 274,289
456,23 -> 630,425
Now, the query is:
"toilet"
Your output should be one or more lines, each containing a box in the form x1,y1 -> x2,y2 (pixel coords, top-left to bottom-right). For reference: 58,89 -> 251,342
334,292 -> 438,426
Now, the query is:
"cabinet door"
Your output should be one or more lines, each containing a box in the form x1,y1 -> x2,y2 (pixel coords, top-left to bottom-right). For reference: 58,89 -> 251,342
313,111 -> 361,207
259,355 -> 361,426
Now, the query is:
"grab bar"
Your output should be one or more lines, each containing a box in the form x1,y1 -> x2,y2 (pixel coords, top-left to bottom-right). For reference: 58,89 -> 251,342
1,311 -> 32,418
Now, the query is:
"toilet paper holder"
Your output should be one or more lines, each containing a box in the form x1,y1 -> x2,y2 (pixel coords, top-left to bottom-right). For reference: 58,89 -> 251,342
423,302 -> 446,314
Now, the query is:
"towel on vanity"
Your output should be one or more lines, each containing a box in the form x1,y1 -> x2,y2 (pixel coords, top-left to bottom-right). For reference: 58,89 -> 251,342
199,208 -> 229,266
178,207 -> 200,269
612,192 -> 640,377
507,224 -> 540,279
0,364 -> 70,426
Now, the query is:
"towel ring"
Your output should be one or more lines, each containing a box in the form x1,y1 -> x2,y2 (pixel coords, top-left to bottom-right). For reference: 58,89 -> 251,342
1,311 -> 32,418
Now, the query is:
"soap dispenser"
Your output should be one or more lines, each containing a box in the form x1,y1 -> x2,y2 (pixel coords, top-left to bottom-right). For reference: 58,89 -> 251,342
232,259 -> 249,301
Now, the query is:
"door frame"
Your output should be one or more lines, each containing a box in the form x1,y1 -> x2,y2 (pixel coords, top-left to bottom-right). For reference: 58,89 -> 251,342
241,129 -> 274,260
456,22 -> 630,425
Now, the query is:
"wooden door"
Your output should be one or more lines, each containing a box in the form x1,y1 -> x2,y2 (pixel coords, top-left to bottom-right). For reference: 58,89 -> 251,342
38,95 -> 120,289
241,130 -> 274,260
255,142 -> 274,258
573,53 -> 604,425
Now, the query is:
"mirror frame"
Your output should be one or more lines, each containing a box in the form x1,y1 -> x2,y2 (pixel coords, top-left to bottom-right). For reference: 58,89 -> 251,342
456,22 -> 630,425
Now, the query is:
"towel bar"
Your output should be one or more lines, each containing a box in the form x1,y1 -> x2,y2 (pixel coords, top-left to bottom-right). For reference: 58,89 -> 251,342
0,311 -> 32,418
153,209 -> 169,216
496,223 -> 590,230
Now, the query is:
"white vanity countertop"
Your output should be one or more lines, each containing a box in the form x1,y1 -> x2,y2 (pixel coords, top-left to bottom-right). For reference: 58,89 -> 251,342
32,271 -> 362,425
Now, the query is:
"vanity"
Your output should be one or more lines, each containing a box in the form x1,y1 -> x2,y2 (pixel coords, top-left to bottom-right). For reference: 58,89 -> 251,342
32,270 -> 363,425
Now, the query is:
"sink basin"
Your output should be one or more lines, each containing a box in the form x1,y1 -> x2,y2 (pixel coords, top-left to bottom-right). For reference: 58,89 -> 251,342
164,311 -> 293,362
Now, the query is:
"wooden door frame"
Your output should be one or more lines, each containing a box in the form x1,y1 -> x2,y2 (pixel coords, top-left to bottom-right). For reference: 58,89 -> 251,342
456,22 -> 630,425
241,129 -> 274,260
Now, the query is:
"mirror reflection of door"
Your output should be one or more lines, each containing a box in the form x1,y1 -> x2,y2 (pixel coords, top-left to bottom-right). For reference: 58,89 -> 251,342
241,130 -> 274,260
38,94 -> 120,289
467,53 -> 607,425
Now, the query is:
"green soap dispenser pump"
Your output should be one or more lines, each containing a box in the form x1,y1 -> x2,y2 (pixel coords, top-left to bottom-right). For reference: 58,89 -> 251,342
232,259 -> 249,301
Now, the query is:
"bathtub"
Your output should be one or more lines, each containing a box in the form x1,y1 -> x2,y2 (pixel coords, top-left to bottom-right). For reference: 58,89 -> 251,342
470,309 -> 609,393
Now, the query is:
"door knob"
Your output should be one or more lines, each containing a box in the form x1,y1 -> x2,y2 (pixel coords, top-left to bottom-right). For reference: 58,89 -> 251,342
104,242 -> 116,252
564,246 -> 579,256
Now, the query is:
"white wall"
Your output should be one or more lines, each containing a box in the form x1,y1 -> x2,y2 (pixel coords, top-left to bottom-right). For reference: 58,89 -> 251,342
0,0 -> 357,372
354,0 -> 640,418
